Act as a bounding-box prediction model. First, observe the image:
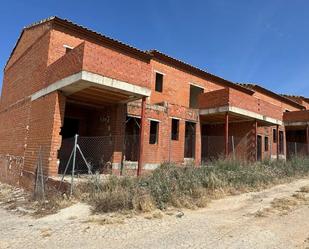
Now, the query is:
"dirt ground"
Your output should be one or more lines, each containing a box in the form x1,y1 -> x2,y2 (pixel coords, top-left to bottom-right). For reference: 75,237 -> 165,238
0,178 -> 309,249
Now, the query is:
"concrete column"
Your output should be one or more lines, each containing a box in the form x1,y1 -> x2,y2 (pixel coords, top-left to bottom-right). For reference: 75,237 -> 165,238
307,125 -> 309,156
225,112 -> 229,158
137,97 -> 146,176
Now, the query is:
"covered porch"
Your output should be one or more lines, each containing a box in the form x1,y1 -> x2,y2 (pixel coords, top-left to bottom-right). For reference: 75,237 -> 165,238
198,88 -> 283,162
31,45 -> 151,176
284,110 -> 309,158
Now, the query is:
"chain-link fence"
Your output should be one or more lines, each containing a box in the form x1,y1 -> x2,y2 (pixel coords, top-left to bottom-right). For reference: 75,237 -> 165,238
58,135 -> 141,175
167,135 -> 252,164
201,135 -> 252,162
58,134 -> 307,176
287,142 -> 309,158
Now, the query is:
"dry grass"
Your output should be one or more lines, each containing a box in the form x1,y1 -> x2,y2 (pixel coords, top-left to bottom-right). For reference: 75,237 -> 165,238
32,193 -> 73,217
0,182 -> 73,217
76,157 -> 309,214
254,209 -> 270,218
254,185 -> 309,218
40,228 -> 52,238
292,192 -> 307,201
271,197 -> 298,212
269,191 -> 308,215
83,216 -> 125,225
144,210 -> 164,220
299,185 -> 309,193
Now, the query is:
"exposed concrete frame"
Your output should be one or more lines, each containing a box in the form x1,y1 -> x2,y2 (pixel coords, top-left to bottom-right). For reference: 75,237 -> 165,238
148,118 -> 161,122
31,71 -> 151,101
189,82 -> 205,89
284,121 -> 309,127
199,106 -> 283,126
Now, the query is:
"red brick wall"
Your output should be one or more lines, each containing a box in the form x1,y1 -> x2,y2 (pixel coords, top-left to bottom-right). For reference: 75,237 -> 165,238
47,29 -> 151,88
46,42 -> 85,85
127,101 -> 201,166
0,25 -> 53,187
48,29 -> 85,65
284,110 -> 309,122
198,88 -> 283,121
5,23 -> 51,69
252,91 -> 301,112
150,59 -> 223,107
198,88 -> 229,109
24,91 -> 66,177
82,42 -> 150,88
0,98 -> 31,156
1,31 -> 50,109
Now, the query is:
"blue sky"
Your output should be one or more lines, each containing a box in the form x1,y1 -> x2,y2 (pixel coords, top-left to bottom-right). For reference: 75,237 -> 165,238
1,0 -> 309,96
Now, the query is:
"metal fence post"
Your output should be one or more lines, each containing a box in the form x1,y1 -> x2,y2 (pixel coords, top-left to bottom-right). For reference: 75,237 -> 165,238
70,134 -> 78,196
295,142 -> 297,157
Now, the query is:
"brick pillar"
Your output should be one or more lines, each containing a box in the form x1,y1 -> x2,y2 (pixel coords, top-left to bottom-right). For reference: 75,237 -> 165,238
195,118 -> 202,166
225,112 -> 229,158
137,97 -> 146,176
112,104 -> 126,173
24,91 -> 66,180
276,125 -> 279,160
255,120 -> 258,161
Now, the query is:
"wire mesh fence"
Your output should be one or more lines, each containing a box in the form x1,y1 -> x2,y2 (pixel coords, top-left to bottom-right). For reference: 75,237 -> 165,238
287,142 -> 309,158
202,135 -> 251,162
57,134 -> 307,178
58,135 -> 142,175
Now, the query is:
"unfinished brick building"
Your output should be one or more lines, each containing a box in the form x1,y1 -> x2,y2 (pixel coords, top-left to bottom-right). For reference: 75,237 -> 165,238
1,17 -> 309,188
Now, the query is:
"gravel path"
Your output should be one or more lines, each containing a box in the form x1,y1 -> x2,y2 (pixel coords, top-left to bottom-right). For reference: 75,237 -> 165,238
1,178 -> 309,249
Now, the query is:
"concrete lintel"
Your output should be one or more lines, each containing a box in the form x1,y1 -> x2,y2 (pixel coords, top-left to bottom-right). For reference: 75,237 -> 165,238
199,105 -> 283,126
148,118 -> 161,122
199,106 -> 229,115
82,71 -> 151,97
284,121 -> 309,127
31,70 -> 151,101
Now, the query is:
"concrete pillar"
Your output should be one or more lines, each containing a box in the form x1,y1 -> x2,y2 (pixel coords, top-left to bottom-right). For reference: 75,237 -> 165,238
225,112 -> 229,158
137,97 -> 146,176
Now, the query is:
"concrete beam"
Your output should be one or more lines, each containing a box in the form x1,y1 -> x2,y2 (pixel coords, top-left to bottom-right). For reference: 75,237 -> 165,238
31,71 -> 151,101
199,105 -> 283,126
284,121 -> 309,127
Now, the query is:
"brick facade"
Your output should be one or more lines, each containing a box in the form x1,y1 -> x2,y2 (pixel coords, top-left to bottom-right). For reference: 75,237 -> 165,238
0,17 -> 309,188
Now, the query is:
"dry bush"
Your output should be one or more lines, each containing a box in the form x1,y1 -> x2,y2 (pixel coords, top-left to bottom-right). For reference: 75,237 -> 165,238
132,191 -> 155,212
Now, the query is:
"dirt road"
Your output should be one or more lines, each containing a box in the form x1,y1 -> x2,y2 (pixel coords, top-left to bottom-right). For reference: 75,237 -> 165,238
1,178 -> 309,249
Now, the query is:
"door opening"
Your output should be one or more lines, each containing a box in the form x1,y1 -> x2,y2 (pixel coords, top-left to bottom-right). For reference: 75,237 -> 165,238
257,135 -> 262,161
184,122 -> 196,158
61,117 -> 80,139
